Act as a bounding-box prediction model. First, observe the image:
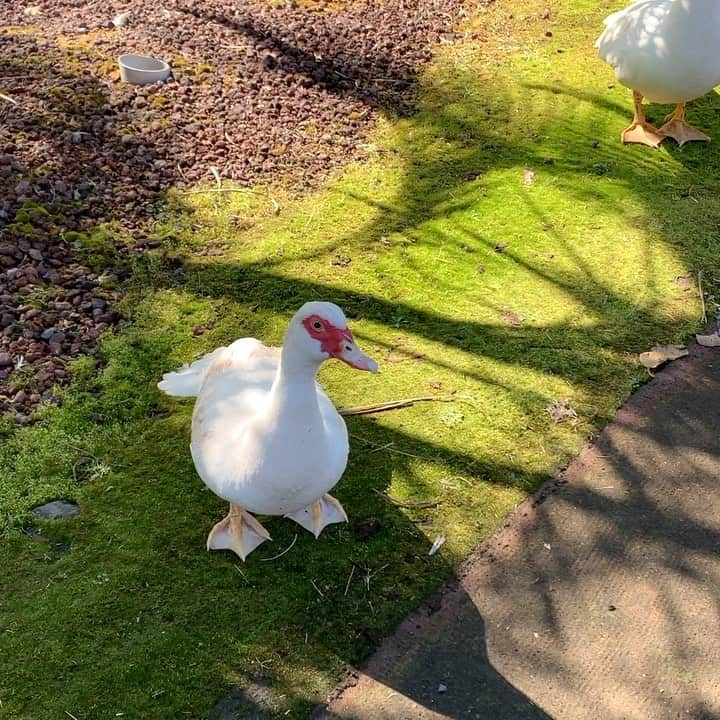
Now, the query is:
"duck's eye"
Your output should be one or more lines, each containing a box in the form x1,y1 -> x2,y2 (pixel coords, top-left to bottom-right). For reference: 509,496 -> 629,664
312,321 -> 323,331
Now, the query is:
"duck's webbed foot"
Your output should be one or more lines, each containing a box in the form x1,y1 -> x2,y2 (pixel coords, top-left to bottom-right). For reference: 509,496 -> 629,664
622,121 -> 665,147
207,504 -> 271,561
622,90 -> 664,148
658,103 -> 710,146
285,494 -> 348,538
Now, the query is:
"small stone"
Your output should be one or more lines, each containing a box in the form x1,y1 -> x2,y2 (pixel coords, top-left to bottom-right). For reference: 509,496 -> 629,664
0,352 -> 12,366
262,54 -> 278,70
31,500 -> 80,519
40,327 -> 56,340
438,683 -> 447,693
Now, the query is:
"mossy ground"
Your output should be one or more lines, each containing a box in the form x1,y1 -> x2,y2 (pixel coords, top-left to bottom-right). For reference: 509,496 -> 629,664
2,0 -> 719,717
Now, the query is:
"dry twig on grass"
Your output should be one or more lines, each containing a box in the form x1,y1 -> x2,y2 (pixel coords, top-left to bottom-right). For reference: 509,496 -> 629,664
339,394 -> 468,416
260,534 -> 297,562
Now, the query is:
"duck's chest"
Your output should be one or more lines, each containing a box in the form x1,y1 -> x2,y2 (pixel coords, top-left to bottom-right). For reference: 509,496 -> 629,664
224,409 -> 350,514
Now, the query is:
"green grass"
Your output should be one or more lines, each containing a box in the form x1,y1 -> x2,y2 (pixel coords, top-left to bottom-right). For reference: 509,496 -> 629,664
2,0 -> 720,717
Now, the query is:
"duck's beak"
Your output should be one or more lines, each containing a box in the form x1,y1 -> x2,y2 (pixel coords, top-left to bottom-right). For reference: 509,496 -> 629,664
335,336 -> 378,373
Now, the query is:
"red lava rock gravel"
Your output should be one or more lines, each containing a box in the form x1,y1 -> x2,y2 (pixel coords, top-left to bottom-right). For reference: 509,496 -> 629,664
0,0 -> 463,421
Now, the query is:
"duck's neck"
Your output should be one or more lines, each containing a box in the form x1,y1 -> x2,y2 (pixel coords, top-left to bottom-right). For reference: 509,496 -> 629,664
267,345 -> 323,420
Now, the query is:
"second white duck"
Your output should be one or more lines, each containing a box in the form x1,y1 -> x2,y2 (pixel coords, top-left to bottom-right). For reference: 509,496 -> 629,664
158,301 -> 378,560
596,0 -> 720,147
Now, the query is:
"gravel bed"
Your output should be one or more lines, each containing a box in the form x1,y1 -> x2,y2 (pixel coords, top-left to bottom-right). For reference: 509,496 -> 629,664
0,0 -> 463,420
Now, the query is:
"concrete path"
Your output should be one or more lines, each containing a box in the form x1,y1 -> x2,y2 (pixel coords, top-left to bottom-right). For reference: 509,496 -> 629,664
317,342 -> 720,720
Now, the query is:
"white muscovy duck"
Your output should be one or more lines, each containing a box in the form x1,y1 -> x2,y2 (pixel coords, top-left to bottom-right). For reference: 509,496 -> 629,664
158,301 -> 378,560
596,0 -> 720,147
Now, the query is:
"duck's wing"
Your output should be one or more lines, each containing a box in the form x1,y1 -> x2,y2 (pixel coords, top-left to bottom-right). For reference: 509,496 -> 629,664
189,339 -> 280,467
158,339 -> 280,398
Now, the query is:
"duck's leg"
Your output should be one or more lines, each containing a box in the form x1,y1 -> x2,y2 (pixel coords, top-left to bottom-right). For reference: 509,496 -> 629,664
285,494 -> 348,538
206,503 -> 271,561
658,102 -> 710,146
622,91 -> 665,148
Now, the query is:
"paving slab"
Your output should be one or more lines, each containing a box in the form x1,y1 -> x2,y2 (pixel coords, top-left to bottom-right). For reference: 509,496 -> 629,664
318,342 -> 720,720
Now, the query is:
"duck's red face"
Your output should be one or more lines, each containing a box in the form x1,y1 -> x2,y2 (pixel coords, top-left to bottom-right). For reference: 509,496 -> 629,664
302,314 -> 378,372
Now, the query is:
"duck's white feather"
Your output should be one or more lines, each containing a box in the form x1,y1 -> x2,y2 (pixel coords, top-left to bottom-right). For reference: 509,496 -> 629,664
596,0 -> 720,104
157,346 -> 227,397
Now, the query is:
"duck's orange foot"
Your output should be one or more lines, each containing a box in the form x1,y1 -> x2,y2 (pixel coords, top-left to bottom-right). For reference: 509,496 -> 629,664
658,117 -> 710,147
622,121 -> 665,148
207,505 -> 271,561
285,494 -> 348,538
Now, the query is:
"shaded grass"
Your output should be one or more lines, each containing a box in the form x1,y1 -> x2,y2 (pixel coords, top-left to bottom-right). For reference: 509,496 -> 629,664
1,0 -> 720,717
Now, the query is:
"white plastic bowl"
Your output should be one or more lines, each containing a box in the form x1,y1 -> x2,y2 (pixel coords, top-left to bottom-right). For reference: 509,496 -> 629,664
118,54 -> 170,84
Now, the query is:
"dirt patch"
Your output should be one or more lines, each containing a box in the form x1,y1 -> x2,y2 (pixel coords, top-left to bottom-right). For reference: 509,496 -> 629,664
0,0 -> 462,420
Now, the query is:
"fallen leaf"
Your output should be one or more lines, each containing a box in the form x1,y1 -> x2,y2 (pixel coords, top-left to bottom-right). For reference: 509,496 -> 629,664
675,275 -> 693,288
429,380 -> 442,389
523,166 -> 536,185
476,264 -> 486,273
546,399 -> 577,423
494,242 -> 508,253
501,309 -> 523,327
696,333 -> 720,347
639,344 -> 688,369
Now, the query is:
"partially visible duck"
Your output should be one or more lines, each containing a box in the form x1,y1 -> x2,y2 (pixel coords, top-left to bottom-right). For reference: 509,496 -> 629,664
158,302 -> 378,560
596,0 -> 720,146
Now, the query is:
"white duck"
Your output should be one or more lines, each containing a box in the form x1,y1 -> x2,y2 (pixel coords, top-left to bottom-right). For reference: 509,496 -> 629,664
158,302 -> 378,560
596,0 -> 720,147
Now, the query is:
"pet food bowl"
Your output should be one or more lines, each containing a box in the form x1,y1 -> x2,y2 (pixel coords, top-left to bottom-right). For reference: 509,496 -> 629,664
118,54 -> 170,84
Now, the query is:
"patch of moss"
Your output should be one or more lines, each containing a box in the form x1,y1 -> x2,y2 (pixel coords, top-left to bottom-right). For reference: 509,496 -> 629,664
67,223 -> 131,271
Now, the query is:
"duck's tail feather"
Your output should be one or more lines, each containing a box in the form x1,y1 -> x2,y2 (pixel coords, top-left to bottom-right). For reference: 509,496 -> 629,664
157,347 -> 226,397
